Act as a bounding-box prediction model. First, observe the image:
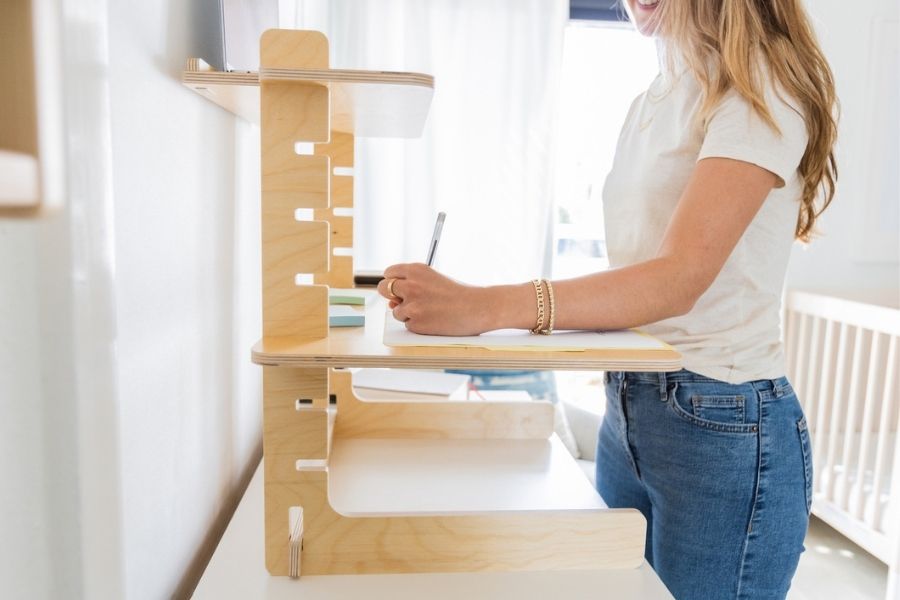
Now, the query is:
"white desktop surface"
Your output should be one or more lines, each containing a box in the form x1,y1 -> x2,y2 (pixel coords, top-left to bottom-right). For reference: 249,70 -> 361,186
192,461 -> 674,599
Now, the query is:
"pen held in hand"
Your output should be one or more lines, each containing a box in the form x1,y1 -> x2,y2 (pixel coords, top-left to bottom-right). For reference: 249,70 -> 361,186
426,211 -> 446,267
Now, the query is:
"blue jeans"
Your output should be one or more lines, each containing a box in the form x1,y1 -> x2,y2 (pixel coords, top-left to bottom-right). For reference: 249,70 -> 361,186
597,370 -> 812,600
444,370 -> 558,402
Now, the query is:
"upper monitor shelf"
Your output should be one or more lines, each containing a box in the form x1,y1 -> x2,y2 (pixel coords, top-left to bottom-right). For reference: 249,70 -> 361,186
182,58 -> 434,138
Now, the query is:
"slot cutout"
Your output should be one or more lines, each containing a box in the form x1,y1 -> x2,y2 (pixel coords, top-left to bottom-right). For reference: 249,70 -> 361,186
293,142 -> 315,156
296,459 -> 328,471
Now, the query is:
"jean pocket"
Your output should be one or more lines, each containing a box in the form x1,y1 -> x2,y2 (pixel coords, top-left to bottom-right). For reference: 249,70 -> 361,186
666,383 -> 758,434
691,395 -> 745,424
798,417 -> 813,514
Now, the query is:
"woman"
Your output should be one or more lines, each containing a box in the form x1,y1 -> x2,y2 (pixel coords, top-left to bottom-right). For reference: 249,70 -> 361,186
377,0 -> 837,597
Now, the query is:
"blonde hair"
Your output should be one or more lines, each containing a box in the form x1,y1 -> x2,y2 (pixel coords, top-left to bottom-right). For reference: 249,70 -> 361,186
644,0 -> 838,242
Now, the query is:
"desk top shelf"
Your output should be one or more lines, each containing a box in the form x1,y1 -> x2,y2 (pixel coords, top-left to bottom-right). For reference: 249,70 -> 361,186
252,298 -> 682,371
182,58 -> 434,137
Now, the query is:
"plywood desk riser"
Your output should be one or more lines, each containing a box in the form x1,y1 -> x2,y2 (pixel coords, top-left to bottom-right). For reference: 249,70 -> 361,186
185,28 -> 680,581
192,461 -> 676,600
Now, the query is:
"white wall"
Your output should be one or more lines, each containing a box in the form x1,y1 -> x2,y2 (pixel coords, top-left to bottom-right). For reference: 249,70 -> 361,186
0,0 -> 262,598
0,226 -> 54,600
107,0 -> 262,597
787,0 -> 900,305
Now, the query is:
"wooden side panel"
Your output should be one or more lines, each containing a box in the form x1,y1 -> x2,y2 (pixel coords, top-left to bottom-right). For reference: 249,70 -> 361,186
260,29 -> 329,70
262,284 -> 328,339
261,211 -> 329,337
329,215 -> 353,248
260,84 -> 328,194
327,132 -> 354,207
264,366 -> 329,407
263,406 -> 328,459
262,219 -> 330,276
259,30 -> 335,573
260,32 -> 333,340
313,130 -> 355,289
263,365 -> 331,574
277,470 -> 645,576
263,367 -> 330,460
313,210 -> 353,253
318,130 -> 354,167
315,255 -> 354,289
264,470 -> 313,575
312,211 -> 352,249
331,370 -> 554,440
263,153 -> 330,210
331,174 -> 353,208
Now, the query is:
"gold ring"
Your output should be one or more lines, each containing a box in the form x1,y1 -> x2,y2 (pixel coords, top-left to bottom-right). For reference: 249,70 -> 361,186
387,278 -> 399,299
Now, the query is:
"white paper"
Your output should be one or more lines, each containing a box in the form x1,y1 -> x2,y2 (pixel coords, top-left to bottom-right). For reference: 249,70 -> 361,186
353,368 -> 471,396
383,309 -> 671,352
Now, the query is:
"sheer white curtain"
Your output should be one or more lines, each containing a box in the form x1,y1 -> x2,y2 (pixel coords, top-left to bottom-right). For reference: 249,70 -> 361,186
282,0 -> 567,285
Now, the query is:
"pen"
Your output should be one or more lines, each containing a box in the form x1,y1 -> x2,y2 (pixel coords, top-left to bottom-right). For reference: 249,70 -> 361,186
426,212 -> 446,267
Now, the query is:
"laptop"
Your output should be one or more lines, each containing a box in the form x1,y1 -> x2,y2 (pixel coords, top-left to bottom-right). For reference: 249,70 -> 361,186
197,0 -> 279,72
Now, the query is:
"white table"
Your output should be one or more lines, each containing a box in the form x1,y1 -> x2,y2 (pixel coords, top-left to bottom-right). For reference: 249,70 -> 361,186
192,460 -> 674,599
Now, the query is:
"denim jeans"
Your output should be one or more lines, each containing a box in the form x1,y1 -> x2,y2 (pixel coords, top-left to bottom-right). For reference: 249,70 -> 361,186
444,370 -> 558,402
597,370 -> 812,600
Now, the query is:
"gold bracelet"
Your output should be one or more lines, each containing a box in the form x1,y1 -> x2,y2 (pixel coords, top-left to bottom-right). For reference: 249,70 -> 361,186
541,279 -> 555,335
530,279 -> 545,334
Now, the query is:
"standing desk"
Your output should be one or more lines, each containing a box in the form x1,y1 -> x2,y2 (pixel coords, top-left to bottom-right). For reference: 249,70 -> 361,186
184,28 -> 680,589
192,460 -> 676,599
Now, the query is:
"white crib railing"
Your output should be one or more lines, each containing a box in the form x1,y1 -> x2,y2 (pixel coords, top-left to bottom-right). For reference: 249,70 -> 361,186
784,290 -> 900,598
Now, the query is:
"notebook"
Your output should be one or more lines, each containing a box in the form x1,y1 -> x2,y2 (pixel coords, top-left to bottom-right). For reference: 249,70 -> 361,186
382,309 -> 673,352
352,368 -> 471,397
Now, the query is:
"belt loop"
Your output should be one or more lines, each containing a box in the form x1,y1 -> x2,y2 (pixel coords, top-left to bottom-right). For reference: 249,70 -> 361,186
658,371 -> 668,402
773,378 -> 787,398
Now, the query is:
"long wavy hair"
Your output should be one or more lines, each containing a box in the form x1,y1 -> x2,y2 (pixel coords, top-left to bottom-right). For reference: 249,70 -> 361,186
634,0 -> 838,242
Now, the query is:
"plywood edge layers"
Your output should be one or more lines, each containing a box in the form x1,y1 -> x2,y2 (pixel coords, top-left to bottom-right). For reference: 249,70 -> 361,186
250,348 -> 683,372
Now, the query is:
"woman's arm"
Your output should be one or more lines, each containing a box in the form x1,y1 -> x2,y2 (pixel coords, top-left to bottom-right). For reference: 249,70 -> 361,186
379,157 -> 778,335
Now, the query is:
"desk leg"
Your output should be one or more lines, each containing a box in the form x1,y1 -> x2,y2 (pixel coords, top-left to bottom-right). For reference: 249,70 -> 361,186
263,367 -> 329,575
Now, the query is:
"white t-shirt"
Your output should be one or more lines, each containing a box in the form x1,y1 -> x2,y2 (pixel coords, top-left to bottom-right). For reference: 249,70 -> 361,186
602,66 -> 808,384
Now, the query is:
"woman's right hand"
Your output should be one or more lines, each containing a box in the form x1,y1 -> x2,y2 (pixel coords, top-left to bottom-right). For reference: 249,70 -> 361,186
377,263 -> 495,336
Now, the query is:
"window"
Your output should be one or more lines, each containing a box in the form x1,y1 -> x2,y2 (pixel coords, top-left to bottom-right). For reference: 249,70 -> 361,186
550,22 -> 659,279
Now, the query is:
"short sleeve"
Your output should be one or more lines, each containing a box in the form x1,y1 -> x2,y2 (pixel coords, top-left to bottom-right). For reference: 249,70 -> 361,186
698,86 -> 808,188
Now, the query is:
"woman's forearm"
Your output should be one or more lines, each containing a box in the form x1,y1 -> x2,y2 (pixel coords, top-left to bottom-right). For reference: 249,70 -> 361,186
487,256 -> 698,332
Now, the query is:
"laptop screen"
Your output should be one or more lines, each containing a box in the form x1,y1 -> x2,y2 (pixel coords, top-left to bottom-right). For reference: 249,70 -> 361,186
222,0 -> 279,72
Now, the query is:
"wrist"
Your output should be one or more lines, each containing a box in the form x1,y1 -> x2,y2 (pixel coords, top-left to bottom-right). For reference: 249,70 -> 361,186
480,283 -> 535,331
